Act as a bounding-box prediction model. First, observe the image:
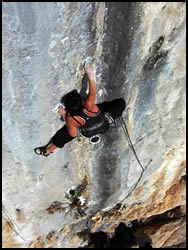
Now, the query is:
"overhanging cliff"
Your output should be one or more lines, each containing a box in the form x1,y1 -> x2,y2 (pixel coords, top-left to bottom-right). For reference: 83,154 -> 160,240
2,2 -> 186,248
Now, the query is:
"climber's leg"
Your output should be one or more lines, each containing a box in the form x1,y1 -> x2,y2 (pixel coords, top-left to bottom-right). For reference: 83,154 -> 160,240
46,144 -> 57,154
51,125 -> 75,148
34,125 -> 75,157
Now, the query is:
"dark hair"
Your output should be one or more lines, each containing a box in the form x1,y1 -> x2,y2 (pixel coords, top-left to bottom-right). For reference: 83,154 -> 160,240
60,89 -> 83,115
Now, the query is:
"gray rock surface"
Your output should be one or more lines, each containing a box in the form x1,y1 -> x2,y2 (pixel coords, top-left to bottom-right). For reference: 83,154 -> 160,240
2,2 -> 186,248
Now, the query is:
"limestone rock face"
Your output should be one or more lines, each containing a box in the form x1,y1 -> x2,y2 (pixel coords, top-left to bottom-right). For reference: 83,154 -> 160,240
2,2 -> 186,248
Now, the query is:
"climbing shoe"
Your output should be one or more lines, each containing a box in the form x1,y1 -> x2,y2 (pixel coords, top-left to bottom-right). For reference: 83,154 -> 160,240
34,146 -> 51,157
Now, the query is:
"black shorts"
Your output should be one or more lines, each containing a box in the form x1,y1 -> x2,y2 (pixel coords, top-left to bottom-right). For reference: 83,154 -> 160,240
97,98 -> 126,119
51,125 -> 75,148
51,98 -> 126,148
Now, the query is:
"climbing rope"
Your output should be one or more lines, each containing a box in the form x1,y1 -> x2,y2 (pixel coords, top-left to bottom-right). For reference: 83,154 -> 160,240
117,116 -> 147,201
118,116 -> 145,172
2,205 -> 26,242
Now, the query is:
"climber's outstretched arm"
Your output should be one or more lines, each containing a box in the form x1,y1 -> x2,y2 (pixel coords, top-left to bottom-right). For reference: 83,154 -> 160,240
83,64 -> 96,108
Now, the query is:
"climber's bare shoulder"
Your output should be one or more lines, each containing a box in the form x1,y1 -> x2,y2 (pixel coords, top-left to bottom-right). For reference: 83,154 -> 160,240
65,98 -> 99,137
82,98 -> 99,113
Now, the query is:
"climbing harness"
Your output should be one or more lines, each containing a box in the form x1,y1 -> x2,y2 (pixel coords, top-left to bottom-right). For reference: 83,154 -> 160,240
77,112 -> 116,145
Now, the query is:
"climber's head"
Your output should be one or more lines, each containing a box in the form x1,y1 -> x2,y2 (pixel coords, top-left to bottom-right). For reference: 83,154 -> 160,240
60,89 -> 83,115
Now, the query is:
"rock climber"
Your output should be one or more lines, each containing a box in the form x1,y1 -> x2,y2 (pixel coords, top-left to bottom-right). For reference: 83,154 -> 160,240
34,64 -> 126,157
